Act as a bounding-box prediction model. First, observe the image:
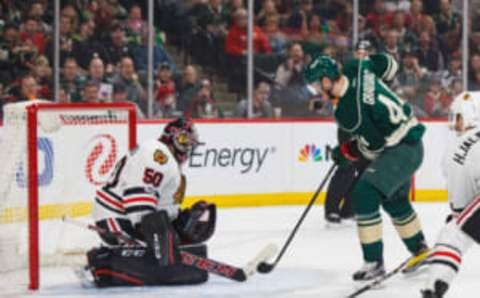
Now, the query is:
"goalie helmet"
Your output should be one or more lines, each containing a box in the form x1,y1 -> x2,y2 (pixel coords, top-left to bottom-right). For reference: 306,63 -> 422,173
160,118 -> 199,164
448,92 -> 480,133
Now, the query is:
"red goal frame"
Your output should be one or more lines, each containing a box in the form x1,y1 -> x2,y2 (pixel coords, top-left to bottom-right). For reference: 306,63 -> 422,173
25,102 -> 137,290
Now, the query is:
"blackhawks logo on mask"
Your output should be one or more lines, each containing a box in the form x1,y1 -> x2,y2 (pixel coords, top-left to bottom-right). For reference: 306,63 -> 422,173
153,150 -> 168,165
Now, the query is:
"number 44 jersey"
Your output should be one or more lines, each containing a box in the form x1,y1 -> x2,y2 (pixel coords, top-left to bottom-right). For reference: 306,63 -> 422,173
92,139 -> 184,226
334,53 -> 426,160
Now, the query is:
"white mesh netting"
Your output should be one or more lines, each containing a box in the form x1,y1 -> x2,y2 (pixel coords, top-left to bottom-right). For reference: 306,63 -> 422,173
0,100 -> 133,289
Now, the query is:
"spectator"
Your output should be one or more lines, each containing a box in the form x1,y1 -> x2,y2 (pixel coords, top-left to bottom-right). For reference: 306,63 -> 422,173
59,14 -> 74,56
19,18 -> 45,55
380,29 -> 402,62
71,19 -> 105,69
154,63 -> 177,117
61,4 -> 80,32
396,49 -> 428,99
177,65 -> 200,112
224,0 -> 245,25
113,56 -> 147,113
409,0 -> 436,37
396,87 -> 429,117
104,25 -> 132,68
225,8 -> 271,56
87,56 -> 113,101
449,78 -> 464,98
235,82 -> 274,118
123,4 -> 147,44
27,1 -> 51,34
275,43 -> 306,88
256,0 -> 280,27
0,24 -> 27,83
61,57 -> 85,103
384,0 -> 411,12
194,0 -> 229,33
424,77 -> 451,116
32,55 -> 52,99
58,87 -> 69,103
189,78 -> 223,119
131,28 -> 176,73
83,81 -> 100,103
112,84 -> 145,118
286,0 -> 314,30
440,53 -> 462,89
365,0 -> 391,36
470,70 -> 480,91
263,15 -> 288,54
434,0 -> 461,56
469,53 -> 480,83
390,11 -> 416,49
301,14 -> 329,45
18,74 -> 40,101
416,31 -> 443,72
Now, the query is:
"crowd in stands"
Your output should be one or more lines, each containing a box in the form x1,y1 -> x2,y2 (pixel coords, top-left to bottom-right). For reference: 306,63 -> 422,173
0,0 -> 479,119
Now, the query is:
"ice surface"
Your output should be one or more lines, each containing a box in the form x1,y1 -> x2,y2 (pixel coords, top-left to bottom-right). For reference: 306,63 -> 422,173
2,203 -> 479,298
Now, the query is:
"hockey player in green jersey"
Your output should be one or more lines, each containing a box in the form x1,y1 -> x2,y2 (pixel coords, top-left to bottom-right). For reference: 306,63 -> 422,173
304,54 -> 430,281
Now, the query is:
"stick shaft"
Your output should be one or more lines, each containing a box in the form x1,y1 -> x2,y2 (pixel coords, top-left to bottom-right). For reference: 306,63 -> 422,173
271,164 -> 337,267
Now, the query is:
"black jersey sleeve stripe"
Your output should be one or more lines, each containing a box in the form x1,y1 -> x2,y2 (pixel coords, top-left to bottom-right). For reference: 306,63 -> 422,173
125,205 -> 156,214
124,187 -> 148,196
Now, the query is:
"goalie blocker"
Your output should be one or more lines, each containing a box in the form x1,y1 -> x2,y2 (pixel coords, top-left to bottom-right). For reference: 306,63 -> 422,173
87,202 -> 216,287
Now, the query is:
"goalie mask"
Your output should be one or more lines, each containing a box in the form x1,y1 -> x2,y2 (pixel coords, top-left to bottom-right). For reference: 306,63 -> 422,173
448,92 -> 480,134
160,118 -> 199,164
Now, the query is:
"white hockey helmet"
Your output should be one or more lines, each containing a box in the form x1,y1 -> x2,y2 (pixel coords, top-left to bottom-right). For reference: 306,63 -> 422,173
448,91 -> 480,133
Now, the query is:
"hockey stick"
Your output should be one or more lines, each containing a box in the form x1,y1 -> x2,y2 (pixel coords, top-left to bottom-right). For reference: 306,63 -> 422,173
62,216 -> 277,282
345,257 -> 410,298
257,163 -> 337,274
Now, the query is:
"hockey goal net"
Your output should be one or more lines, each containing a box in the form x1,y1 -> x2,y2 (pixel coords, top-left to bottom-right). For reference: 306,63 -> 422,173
0,100 -> 137,290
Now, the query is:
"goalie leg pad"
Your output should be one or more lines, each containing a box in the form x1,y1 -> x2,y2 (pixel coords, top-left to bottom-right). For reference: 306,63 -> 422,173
141,210 -> 181,266
87,244 -> 208,287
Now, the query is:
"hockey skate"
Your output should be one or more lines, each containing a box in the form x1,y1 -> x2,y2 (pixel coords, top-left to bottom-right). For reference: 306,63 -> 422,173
73,265 -> 95,288
352,261 -> 386,281
325,213 -> 342,224
421,280 -> 449,298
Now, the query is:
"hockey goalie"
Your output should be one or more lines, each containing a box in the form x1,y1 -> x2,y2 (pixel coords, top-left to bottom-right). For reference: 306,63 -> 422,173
80,118 -> 217,287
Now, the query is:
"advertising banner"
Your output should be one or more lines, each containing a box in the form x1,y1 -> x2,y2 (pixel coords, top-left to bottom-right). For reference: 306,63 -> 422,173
0,120 -> 452,216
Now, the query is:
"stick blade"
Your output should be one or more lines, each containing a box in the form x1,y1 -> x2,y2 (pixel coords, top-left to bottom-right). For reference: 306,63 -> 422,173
243,243 -> 278,278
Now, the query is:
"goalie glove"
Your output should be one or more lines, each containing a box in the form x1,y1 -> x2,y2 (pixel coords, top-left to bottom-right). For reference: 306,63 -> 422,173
174,201 -> 216,245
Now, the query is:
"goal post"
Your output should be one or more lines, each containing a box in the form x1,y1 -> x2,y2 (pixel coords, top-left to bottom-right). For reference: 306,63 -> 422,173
0,101 -> 137,290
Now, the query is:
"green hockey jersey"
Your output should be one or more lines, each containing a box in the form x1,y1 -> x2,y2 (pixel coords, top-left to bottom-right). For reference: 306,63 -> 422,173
334,53 -> 426,160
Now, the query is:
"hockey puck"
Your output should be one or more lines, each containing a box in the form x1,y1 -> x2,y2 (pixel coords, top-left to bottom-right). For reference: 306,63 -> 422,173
257,262 -> 273,273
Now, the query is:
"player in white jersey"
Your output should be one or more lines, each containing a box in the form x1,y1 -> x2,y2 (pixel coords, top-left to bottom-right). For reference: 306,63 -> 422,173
84,118 -> 217,287
421,92 -> 480,297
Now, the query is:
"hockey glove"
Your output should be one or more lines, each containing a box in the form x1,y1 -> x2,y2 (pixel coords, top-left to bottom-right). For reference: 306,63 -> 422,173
332,141 -> 360,167
174,201 -> 216,245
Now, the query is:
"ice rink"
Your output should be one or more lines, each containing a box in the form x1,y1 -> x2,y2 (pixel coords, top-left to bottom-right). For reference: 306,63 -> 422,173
2,203 -> 480,298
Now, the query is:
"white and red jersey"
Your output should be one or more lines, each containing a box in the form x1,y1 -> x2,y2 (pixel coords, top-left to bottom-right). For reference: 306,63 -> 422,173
92,139 -> 184,226
442,127 -> 480,215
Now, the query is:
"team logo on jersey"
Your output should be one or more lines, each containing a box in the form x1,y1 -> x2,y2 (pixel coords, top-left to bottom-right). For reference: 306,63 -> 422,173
154,150 -> 168,165
298,144 -> 322,162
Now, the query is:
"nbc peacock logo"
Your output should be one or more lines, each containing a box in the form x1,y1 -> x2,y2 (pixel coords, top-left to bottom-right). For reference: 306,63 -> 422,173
298,144 -> 323,162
